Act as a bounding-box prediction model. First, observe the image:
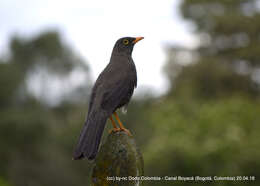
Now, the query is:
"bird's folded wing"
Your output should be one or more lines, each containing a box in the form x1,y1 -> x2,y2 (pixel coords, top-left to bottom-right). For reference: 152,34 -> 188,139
101,79 -> 135,111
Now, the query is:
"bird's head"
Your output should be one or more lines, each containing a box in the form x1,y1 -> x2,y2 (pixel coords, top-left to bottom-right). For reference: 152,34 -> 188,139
112,37 -> 144,56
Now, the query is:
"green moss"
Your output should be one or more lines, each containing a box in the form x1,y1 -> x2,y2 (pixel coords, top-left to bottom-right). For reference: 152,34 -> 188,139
92,131 -> 144,186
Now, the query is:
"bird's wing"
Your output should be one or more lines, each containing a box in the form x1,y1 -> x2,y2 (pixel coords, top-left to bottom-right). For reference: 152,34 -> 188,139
100,75 -> 136,112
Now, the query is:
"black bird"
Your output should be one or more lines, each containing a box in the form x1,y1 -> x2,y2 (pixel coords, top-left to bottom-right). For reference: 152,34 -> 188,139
73,37 -> 144,160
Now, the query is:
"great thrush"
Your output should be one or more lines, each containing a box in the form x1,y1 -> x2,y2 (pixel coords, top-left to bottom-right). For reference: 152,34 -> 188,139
73,37 -> 144,160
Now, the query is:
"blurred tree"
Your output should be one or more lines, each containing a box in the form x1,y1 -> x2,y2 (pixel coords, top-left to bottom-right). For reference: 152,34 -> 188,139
142,0 -> 260,185
181,0 -> 260,67
166,54 -> 258,100
0,31 -> 92,186
0,63 -> 22,108
8,31 -> 90,106
9,31 -> 86,76
166,0 -> 260,99
143,97 -> 260,186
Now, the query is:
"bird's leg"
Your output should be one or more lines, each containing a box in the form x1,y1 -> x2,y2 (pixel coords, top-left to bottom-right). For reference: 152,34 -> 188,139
109,116 -> 120,133
113,112 -> 132,136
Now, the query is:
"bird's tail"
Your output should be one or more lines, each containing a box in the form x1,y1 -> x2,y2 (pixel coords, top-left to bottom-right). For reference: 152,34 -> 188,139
73,110 -> 108,160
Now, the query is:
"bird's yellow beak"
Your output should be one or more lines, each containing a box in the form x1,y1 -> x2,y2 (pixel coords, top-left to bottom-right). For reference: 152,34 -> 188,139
133,37 -> 144,44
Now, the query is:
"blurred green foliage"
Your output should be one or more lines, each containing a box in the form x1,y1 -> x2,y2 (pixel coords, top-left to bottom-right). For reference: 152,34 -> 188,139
141,97 -> 260,186
0,31 -> 92,186
0,0 -> 260,185
143,0 -> 260,185
0,177 -> 11,186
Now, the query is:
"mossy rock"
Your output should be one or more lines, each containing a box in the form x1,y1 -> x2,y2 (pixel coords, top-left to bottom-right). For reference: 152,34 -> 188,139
91,131 -> 144,186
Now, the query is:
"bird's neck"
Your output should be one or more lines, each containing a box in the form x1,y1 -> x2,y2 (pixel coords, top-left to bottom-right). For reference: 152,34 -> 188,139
111,46 -> 133,57
110,51 -> 132,61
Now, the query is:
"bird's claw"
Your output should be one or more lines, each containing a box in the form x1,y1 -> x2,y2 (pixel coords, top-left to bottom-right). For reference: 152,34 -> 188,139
109,127 -> 132,136
109,128 -> 121,134
120,128 -> 132,136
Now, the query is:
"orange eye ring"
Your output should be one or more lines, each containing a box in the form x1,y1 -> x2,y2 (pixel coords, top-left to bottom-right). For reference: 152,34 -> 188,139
123,39 -> 129,45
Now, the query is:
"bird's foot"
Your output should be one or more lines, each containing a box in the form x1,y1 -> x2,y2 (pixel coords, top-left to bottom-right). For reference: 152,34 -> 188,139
120,127 -> 132,136
109,127 -> 121,134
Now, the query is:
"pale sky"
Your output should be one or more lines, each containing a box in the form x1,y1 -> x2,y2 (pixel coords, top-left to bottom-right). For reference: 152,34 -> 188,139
0,0 -> 197,98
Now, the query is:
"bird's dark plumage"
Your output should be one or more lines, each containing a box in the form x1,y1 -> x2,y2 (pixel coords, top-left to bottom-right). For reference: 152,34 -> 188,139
73,37 -> 143,160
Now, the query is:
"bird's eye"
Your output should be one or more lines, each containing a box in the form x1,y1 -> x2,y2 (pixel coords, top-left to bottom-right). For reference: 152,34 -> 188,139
123,39 -> 129,45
